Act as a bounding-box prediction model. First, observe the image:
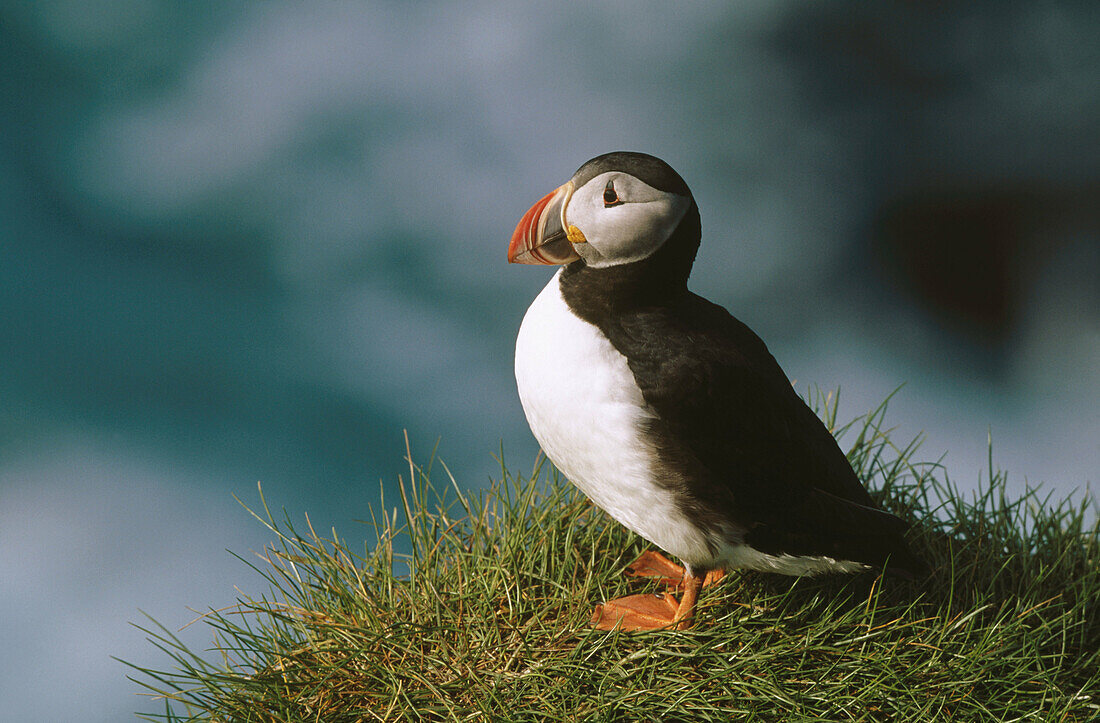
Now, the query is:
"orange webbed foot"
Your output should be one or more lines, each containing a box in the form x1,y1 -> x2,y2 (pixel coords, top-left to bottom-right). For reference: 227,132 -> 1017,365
592,570 -> 708,632
702,568 -> 726,587
624,550 -> 726,590
590,592 -> 680,631
624,550 -> 686,587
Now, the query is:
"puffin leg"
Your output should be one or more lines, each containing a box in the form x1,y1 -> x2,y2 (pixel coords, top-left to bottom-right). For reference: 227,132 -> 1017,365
673,570 -> 705,630
625,550 -> 726,590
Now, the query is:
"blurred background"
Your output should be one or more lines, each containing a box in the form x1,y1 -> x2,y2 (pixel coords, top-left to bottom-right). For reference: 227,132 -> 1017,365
0,2 -> 1096,720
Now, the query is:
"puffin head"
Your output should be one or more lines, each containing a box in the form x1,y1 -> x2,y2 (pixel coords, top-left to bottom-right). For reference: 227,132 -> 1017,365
508,152 -> 696,270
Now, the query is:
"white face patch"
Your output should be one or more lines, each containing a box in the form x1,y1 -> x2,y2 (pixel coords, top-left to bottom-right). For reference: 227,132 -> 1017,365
565,171 -> 690,268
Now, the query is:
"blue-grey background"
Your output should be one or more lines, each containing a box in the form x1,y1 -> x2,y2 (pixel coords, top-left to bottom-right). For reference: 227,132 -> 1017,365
1,3 -> 1096,720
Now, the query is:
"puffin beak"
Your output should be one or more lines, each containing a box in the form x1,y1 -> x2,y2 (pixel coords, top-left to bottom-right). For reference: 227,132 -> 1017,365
508,182 -> 582,265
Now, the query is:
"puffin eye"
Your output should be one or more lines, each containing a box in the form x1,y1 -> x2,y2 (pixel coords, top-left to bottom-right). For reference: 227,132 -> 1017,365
603,180 -> 624,208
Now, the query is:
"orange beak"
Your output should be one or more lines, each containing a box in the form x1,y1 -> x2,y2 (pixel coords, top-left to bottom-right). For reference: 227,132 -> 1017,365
507,182 -> 581,265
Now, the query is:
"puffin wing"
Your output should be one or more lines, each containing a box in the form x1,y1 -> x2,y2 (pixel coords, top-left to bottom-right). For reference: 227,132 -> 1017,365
616,294 -> 921,571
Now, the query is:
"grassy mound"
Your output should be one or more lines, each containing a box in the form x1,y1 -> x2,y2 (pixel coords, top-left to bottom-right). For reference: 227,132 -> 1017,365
127,397 -> 1099,721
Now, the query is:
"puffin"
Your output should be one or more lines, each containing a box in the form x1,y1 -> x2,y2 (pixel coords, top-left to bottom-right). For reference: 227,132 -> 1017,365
509,152 -> 926,632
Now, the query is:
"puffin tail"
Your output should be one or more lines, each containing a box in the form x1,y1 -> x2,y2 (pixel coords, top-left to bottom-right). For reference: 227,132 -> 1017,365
746,487 -> 930,579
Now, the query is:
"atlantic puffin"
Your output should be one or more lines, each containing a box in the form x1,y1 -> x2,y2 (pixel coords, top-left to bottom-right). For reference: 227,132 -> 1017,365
509,152 -> 926,631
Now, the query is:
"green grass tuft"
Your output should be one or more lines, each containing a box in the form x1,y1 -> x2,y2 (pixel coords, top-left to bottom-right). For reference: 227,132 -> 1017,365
124,395 -> 1100,721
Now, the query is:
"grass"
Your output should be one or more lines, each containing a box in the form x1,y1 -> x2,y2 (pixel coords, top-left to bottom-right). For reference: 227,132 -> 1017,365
125,394 -> 1100,721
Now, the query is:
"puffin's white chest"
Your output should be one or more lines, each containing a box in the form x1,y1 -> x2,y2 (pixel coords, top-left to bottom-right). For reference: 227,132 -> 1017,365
514,271 -> 712,565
